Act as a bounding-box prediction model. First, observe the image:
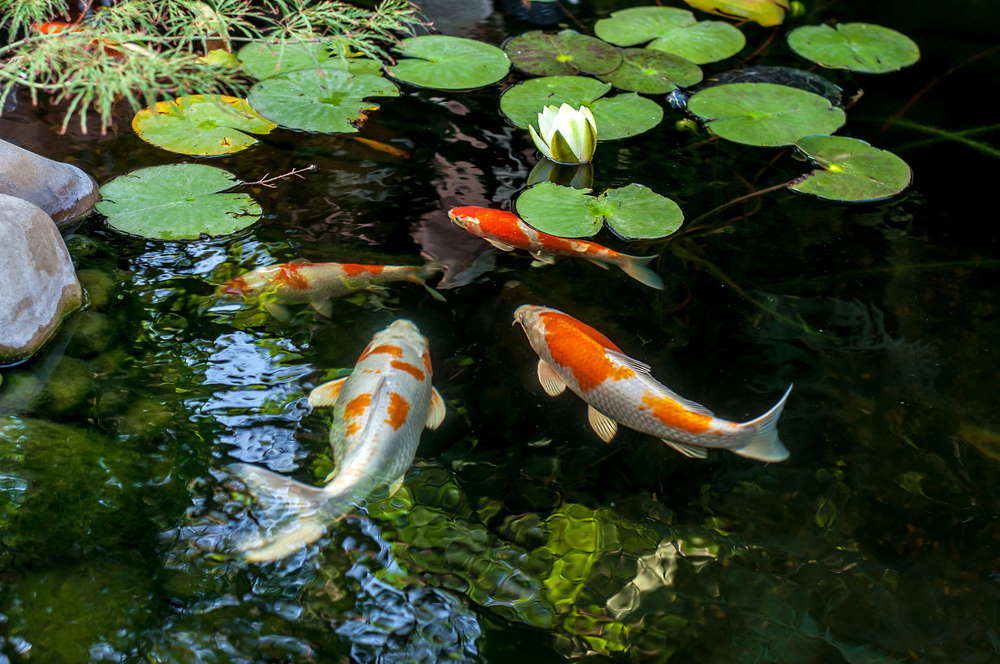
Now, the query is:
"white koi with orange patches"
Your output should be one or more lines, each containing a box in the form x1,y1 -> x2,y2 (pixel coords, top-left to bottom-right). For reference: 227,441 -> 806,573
514,305 -> 792,462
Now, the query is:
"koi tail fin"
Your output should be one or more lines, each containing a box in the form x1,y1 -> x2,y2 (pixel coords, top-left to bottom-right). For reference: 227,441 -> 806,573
733,384 -> 793,462
616,254 -> 664,290
226,463 -> 349,562
412,265 -> 446,301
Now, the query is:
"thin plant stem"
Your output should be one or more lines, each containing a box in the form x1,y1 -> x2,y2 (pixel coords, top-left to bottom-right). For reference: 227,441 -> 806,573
889,119 -> 1000,159
678,177 -> 804,237
241,165 -> 317,188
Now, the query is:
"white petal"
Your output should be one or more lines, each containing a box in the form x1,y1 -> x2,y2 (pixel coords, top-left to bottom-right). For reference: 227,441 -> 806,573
537,105 -> 559,142
529,124 -> 554,161
558,111 -> 588,162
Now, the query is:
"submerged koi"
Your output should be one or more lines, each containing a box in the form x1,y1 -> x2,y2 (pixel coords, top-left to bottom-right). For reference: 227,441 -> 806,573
227,319 -> 446,562
217,259 -> 444,319
513,304 -> 792,461
447,206 -> 663,289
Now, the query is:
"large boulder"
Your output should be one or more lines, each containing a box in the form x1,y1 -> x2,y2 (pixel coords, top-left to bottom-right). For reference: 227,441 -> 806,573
0,139 -> 98,225
0,194 -> 83,364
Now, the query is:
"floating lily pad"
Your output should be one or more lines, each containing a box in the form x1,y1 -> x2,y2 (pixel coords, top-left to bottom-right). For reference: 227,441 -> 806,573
599,48 -> 702,94
790,135 -> 912,202
787,23 -> 919,74
237,40 -> 381,80
96,164 -> 261,240
500,76 -> 663,140
516,182 -> 683,238
683,0 -> 790,28
504,30 -> 623,76
387,35 -> 510,89
687,83 -> 846,146
131,95 -> 276,156
595,6 -> 745,64
247,68 -> 399,133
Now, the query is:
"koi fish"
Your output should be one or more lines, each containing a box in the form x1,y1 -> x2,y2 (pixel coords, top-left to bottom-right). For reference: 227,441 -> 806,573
217,259 -> 444,319
448,206 -> 663,290
227,319 -> 446,562
513,304 -> 792,461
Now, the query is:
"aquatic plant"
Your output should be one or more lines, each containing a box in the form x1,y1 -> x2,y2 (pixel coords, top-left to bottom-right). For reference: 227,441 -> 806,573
529,103 -> 598,165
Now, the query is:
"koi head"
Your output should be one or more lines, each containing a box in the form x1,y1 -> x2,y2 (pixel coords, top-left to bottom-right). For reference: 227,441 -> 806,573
513,304 -> 552,350
368,319 -> 430,362
447,206 -> 485,232
216,265 -> 283,299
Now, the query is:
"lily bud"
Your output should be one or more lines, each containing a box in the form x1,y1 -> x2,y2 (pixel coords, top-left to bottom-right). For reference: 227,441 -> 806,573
528,103 -> 598,165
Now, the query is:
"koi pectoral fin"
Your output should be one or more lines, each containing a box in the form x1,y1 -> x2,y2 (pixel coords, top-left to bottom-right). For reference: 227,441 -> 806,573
485,238 -> 516,252
310,298 -> 333,317
662,439 -> 708,459
309,376 -> 348,407
529,251 -> 556,265
537,360 -> 567,396
588,406 -> 618,443
426,387 -> 446,430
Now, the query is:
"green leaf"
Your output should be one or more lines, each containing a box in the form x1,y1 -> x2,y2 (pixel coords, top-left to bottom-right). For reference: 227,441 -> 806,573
599,48 -> 702,94
388,35 -> 510,90
595,6 -> 745,64
590,93 -> 664,141
96,164 -> 261,240
131,95 -> 276,157
237,40 -> 382,80
515,182 -> 601,237
787,23 -> 920,74
790,135 -> 912,202
504,30 -> 623,76
596,184 -> 684,239
687,83 -> 846,147
247,68 -> 399,133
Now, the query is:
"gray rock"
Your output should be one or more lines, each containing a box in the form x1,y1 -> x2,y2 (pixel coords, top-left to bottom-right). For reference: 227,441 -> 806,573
415,0 -> 494,36
0,194 -> 83,364
0,138 -> 98,224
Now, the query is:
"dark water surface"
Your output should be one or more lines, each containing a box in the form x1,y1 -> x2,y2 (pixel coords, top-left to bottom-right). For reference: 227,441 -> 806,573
2,1 -> 998,662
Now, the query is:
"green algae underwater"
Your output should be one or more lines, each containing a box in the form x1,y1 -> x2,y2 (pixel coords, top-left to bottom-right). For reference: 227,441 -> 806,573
2,0 -> 1000,661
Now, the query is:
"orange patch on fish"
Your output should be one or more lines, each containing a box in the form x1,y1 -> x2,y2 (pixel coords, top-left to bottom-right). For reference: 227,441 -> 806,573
539,311 -> 623,352
385,392 -> 410,430
391,360 -> 425,381
640,393 -> 712,434
345,421 -> 361,436
220,276 -> 251,296
539,312 -> 633,391
342,264 -> 386,277
276,263 -> 309,290
458,207 -> 531,247
361,344 -> 403,360
344,393 -> 372,419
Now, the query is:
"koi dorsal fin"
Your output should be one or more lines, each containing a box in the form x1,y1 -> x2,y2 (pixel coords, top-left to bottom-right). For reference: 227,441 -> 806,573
606,350 -> 651,375
288,258 -> 312,265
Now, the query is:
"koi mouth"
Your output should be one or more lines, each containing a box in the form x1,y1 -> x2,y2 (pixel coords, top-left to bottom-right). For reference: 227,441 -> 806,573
219,277 -> 251,296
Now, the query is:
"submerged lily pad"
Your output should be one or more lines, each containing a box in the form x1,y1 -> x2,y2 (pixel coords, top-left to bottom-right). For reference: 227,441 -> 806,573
687,83 -> 846,146
790,135 -> 912,202
248,68 -> 399,133
504,30 -> 623,76
500,76 -> 663,140
237,40 -> 381,80
388,35 -> 510,89
594,6 -> 745,64
96,164 -> 261,240
787,23 -> 920,74
131,95 -> 276,156
599,48 -> 702,94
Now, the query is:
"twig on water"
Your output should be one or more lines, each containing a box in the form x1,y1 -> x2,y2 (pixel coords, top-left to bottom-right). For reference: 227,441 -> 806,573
242,164 -> 317,188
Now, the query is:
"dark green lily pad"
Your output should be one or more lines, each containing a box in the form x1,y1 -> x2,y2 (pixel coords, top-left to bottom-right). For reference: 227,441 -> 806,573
96,164 -> 261,240
500,76 -> 663,140
687,83 -> 846,146
131,95 -> 276,156
599,48 -> 702,94
787,23 -> 920,74
516,182 -> 601,237
237,40 -> 381,80
595,6 -> 745,64
790,135 -> 912,202
387,35 -> 510,89
247,68 -> 399,133
504,30 -> 623,76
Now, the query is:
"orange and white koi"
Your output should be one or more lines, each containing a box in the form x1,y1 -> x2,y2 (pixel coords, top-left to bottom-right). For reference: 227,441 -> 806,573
513,305 -> 792,461
227,319 -> 446,561
217,259 -> 444,319
448,206 -> 663,290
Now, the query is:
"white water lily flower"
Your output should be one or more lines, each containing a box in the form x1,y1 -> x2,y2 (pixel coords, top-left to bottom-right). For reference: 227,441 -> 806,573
529,103 -> 598,165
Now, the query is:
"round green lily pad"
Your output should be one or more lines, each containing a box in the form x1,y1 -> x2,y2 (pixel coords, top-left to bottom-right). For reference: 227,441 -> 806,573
790,135 -> 912,202
687,83 -> 846,146
594,184 -> 684,239
599,48 -> 702,94
595,6 -> 745,64
589,93 -> 664,141
131,95 -> 276,156
247,68 -> 399,133
504,30 -> 623,76
387,35 -> 510,90
787,23 -> 920,74
96,164 -> 261,240
516,182 -> 601,237
237,40 -> 381,80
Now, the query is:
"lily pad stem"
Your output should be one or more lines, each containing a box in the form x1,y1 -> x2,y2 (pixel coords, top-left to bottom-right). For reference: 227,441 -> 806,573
679,177 -> 804,236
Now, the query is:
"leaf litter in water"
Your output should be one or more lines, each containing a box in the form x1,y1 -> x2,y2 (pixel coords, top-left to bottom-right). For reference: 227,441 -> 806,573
599,48 -> 702,94
387,35 -> 510,89
96,164 -> 261,240
787,22 -> 920,74
131,95 -> 276,156
594,6 -> 745,65
503,30 -> 622,76
237,39 -> 382,80
790,135 -> 912,202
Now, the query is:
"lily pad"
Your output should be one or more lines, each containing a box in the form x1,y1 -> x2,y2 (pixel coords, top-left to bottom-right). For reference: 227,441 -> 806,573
131,95 -> 276,156
500,76 -> 663,140
504,30 -> 623,76
790,135 -> 912,202
787,23 -> 920,74
687,83 -> 846,146
247,68 -> 399,133
237,40 -> 381,80
387,35 -> 510,89
516,182 -> 601,237
96,164 -> 261,240
594,6 -> 745,64
599,48 -> 702,94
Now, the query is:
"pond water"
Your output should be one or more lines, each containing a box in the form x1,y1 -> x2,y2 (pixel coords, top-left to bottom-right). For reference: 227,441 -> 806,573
2,1 -> 999,662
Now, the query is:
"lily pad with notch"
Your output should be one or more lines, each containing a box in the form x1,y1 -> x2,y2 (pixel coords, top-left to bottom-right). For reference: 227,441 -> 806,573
599,48 -> 702,94
131,95 -> 276,156
595,6 -> 745,65
790,135 -> 912,202
96,164 -> 261,240
387,35 -> 510,90
787,23 -> 919,74
237,39 -> 381,80
503,30 -> 623,76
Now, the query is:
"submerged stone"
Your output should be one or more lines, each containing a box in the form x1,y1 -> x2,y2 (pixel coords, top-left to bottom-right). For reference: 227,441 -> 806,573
0,139 -> 98,225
